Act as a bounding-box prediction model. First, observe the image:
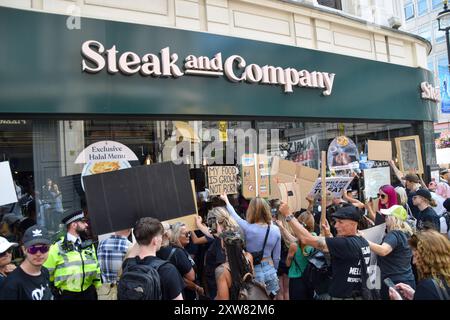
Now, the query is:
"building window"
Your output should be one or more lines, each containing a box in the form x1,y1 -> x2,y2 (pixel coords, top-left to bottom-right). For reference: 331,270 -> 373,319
317,0 -> 342,10
433,0 -> 443,10
418,24 -> 432,42
428,58 -> 434,72
418,0 -> 428,16
433,21 -> 446,43
404,1 -> 415,20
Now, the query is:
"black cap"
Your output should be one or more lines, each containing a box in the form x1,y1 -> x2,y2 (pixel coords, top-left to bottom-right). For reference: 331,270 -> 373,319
22,225 -> 51,248
61,210 -> 85,225
440,168 -> 449,175
331,205 -> 361,222
410,188 -> 432,202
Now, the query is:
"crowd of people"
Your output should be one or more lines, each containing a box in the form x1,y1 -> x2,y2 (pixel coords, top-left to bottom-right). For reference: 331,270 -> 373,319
0,161 -> 450,301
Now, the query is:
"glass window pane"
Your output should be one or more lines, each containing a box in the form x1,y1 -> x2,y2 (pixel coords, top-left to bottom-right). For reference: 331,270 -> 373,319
433,0 -> 443,10
418,0 -> 428,16
418,24 -> 432,42
404,2 -> 415,20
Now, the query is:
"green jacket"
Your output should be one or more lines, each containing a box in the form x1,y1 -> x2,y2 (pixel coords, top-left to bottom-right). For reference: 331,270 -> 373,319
44,237 -> 101,292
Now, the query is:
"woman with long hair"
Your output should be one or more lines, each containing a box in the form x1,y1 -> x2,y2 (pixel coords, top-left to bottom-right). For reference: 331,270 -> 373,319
366,184 -> 398,225
362,205 -> 415,300
390,229 -> 450,300
285,211 -> 316,300
215,230 -> 255,300
203,206 -> 240,299
220,194 -> 281,298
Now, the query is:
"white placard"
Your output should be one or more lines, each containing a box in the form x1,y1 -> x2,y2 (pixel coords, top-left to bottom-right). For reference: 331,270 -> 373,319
310,177 -> 354,198
363,167 -> 391,199
0,161 -> 18,206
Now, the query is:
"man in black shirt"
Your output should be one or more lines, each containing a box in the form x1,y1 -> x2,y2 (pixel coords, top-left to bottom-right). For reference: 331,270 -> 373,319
411,188 -> 440,231
122,217 -> 185,300
0,225 -> 53,300
280,203 -> 371,300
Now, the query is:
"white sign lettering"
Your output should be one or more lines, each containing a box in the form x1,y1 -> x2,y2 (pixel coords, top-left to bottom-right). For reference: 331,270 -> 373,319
421,82 -> 440,102
81,40 -> 336,96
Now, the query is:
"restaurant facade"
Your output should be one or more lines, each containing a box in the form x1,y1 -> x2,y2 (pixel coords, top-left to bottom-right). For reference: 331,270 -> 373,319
0,1 -> 439,232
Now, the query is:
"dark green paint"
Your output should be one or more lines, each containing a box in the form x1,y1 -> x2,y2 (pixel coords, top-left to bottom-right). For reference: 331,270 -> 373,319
0,7 -> 437,121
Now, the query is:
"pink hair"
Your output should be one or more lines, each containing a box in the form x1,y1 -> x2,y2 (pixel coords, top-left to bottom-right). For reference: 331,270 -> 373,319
436,182 -> 450,198
378,185 -> 398,210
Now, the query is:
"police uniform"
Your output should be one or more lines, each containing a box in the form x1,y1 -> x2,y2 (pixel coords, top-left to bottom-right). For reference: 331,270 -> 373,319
43,211 -> 101,300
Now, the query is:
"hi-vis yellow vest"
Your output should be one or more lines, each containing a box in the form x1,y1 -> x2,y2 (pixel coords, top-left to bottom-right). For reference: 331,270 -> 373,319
44,239 -> 101,292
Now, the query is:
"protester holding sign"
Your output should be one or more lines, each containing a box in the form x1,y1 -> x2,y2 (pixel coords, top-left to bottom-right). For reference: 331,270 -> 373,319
361,205 -> 415,300
279,202 -> 372,300
389,229 -> 450,300
220,194 -> 281,298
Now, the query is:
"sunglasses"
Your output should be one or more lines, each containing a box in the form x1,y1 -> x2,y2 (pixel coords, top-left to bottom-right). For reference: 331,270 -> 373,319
377,193 -> 387,199
26,245 -> 50,255
0,248 -> 13,258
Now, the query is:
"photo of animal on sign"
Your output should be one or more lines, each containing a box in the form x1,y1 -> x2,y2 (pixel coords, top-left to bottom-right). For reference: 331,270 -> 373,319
207,166 -> 238,195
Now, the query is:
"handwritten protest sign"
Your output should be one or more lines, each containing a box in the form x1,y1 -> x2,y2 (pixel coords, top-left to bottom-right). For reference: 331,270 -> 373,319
207,166 -> 238,195
310,177 -> 354,198
242,154 -> 270,199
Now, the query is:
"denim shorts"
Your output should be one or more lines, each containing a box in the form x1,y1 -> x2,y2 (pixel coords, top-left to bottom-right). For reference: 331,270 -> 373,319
253,261 -> 280,296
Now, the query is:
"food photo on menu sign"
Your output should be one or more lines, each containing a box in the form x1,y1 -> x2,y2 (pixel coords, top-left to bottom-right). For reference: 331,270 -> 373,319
327,136 -> 360,171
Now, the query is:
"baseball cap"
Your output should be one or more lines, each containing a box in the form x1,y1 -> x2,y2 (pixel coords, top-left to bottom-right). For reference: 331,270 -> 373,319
410,188 -> 432,202
0,236 -> 18,254
22,225 -> 52,249
379,205 -> 408,221
331,205 -> 362,222
402,174 -> 420,184
440,168 -> 449,175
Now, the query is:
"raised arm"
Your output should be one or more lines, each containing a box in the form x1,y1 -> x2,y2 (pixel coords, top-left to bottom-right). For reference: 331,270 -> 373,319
279,203 -> 329,253
220,193 -> 250,230
389,160 -> 405,187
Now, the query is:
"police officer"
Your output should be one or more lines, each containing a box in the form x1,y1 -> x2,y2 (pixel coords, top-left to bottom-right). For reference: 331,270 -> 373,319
43,210 -> 101,300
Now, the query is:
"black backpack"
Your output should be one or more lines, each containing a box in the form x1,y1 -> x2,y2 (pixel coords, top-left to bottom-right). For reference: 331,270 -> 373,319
303,249 -> 332,297
117,257 -> 167,300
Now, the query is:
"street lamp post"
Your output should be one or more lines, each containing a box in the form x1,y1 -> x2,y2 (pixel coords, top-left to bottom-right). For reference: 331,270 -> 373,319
438,0 -> 450,69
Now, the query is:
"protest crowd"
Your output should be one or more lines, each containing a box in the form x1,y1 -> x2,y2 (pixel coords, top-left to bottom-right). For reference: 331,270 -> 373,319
0,158 -> 450,301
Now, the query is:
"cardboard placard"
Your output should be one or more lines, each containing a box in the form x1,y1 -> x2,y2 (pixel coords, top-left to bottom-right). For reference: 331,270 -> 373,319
270,157 -> 319,209
242,154 -> 270,199
0,161 -> 18,206
368,140 -> 392,161
310,177 -> 354,198
363,167 -> 391,199
207,166 -> 238,195
84,162 -> 196,235
163,180 -> 198,231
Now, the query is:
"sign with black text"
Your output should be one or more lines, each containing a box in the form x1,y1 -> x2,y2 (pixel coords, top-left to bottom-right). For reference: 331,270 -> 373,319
207,166 -> 238,195
310,177 -> 354,198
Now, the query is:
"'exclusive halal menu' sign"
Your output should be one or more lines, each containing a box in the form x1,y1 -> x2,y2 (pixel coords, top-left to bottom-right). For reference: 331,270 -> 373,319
81,40 -> 336,95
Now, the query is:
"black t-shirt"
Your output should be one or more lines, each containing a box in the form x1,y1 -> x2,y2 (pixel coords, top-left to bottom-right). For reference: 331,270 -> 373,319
417,207 -> 440,231
157,246 -> 193,277
406,189 -> 420,219
0,266 -> 53,300
122,256 -> 185,300
204,237 -> 226,299
378,231 -> 414,283
414,278 -> 450,300
325,236 -> 371,298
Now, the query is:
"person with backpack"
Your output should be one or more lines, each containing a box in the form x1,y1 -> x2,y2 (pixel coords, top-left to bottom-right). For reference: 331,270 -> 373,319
389,229 -> 450,300
284,211 -> 316,300
279,202 -> 372,300
220,193 -> 281,298
215,230 -> 269,300
119,217 -> 184,300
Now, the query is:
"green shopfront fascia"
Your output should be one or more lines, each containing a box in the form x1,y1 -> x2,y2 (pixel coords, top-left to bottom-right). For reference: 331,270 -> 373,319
0,7 -> 439,232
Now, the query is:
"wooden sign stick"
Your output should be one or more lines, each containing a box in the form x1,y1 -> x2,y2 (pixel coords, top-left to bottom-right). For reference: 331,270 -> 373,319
320,151 -> 327,236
